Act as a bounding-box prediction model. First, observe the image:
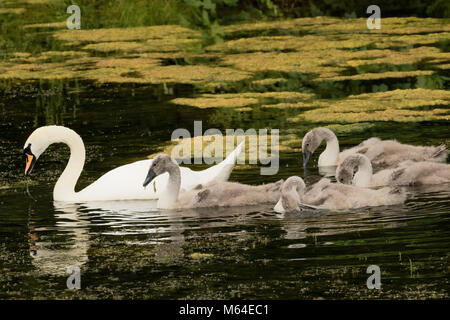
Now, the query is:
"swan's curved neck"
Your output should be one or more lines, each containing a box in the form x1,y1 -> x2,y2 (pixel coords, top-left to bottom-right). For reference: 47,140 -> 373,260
157,164 -> 181,209
51,127 -> 86,201
318,130 -> 340,166
353,156 -> 373,188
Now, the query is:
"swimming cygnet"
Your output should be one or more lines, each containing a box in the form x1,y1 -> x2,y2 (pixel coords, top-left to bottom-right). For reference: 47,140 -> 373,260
301,127 -> 448,169
143,154 -> 283,209
274,176 -> 406,213
336,154 -> 450,188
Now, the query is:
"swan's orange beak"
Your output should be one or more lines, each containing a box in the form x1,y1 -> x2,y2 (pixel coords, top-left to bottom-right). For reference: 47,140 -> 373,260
24,153 -> 36,176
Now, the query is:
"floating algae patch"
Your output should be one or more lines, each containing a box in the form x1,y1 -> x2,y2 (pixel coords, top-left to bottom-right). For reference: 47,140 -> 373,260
172,97 -> 259,108
260,101 -> 318,109
290,88 -> 450,113
242,92 -> 314,100
222,16 -> 449,37
299,108 -> 448,123
222,45 -> 448,82
251,78 -> 288,86
325,123 -> 376,134
0,51 -> 102,80
190,253 -> 214,260
346,88 -> 450,107
15,0 -> 59,3
53,25 -> 201,44
9,52 -> 32,59
39,50 -> 90,59
82,41 -> 161,54
0,53 -> 250,84
373,32 -> 450,49
300,17 -> 449,36
1,16 -> 448,88
0,61 -> 81,80
222,51 -> 345,77
368,88 -> 447,98
84,64 -> 251,84
278,134 -> 302,152
222,16 -> 341,36
436,63 -> 450,70
316,70 -> 435,82
170,92 -> 315,109
234,107 -> 253,112
133,52 -> 223,65
345,46 -> 450,68
9,51 -> 91,64
82,38 -> 201,54
78,55 -> 251,84
23,21 -> 66,30
93,57 -> 160,68
0,8 -> 26,15
214,18 -> 449,82
207,35 -> 374,53
289,89 -> 450,124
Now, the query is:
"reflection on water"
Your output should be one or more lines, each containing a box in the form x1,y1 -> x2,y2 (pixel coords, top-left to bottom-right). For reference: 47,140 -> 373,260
2,182 -> 445,299
318,165 -> 338,177
28,203 -> 90,276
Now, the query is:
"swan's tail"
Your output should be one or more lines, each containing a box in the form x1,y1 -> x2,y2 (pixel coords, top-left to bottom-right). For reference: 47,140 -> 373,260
202,141 -> 245,182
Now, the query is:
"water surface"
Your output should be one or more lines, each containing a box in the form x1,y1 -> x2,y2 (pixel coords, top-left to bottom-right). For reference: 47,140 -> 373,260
0,81 -> 449,299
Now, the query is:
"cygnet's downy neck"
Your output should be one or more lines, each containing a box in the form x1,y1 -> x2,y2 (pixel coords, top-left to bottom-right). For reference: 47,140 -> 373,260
353,156 -> 373,187
158,162 -> 181,209
317,129 -> 340,167
276,177 -> 305,213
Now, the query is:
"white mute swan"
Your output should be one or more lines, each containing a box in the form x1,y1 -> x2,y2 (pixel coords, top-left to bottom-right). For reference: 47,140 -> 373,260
337,154 -> 450,187
23,125 -> 244,202
274,176 -> 406,213
302,127 -> 447,169
143,154 -> 283,209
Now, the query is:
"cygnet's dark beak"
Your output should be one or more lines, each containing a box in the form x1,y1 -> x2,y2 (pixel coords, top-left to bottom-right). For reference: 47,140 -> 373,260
143,169 -> 157,187
303,150 -> 311,168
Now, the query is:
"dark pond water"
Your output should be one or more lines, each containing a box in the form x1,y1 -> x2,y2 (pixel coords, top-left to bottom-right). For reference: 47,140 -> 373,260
0,80 -> 449,299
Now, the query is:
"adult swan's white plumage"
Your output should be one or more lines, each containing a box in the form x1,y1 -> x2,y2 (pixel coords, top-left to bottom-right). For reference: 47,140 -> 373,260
23,125 -> 244,202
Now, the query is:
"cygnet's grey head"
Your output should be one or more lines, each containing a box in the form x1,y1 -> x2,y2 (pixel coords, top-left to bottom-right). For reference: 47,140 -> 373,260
143,154 -> 177,187
279,176 -> 306,213
302,128 -> 332,168
336,154 -> 363,185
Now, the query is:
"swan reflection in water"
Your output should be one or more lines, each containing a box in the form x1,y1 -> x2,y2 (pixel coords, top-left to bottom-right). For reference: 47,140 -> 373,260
27,199 -> 277,271
28,202 -> 90,276
278,184 -> 450,254
26,184 -> 449,274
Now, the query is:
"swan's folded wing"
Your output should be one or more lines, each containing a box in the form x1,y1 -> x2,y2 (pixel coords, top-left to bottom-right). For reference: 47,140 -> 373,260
75,159 -> 201,201
76,142 -> 244,201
